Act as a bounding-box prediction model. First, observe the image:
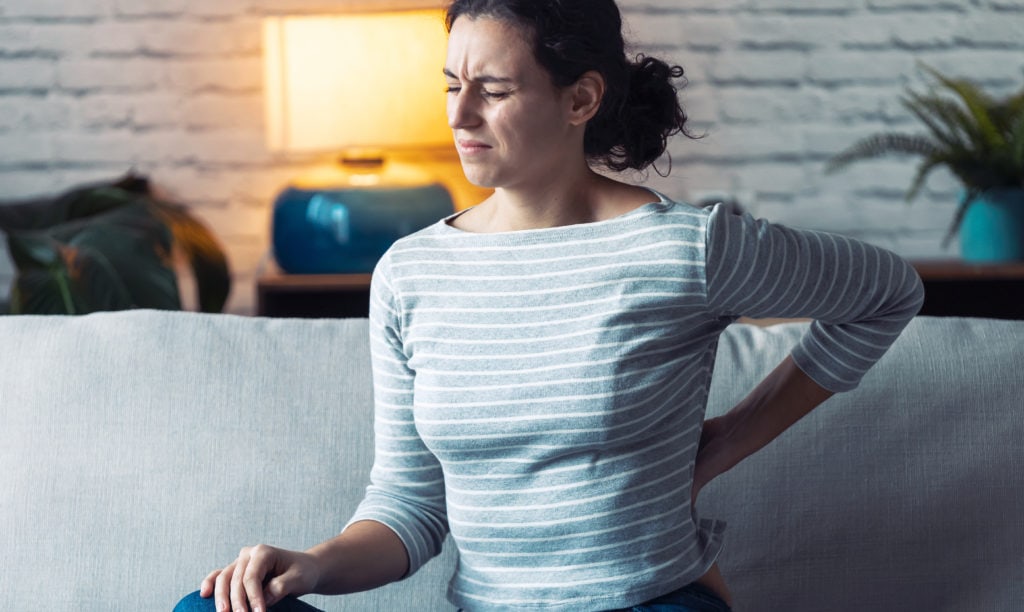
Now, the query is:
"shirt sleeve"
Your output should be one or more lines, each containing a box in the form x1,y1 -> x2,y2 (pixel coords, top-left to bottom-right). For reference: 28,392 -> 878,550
344,251 -> 449,577
703,203 -> 925,392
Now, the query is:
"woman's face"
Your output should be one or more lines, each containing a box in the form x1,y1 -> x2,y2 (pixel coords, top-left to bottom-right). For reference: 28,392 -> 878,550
444,16 -> 578,190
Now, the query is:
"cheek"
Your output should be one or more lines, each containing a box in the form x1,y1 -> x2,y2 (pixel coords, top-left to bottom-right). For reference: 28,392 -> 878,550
494,104 -> 559,151
490,107 -> 519,147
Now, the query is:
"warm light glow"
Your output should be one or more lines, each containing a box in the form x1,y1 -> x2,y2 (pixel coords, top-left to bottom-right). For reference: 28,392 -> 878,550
263,10 -> 452,153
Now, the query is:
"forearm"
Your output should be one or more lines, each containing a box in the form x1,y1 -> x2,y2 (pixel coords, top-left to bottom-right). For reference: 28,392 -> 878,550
695,355 -> 834,493
305,520 -> 410,595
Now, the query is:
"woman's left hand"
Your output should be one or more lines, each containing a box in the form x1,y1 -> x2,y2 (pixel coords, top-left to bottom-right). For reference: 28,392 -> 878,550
690,356 -> 835,508
692,416 -> 730,506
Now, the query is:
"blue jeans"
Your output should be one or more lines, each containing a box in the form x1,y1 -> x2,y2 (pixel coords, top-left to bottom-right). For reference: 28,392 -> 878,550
452,582 -> 732,612
173,591 -> 324,612
175,582 -> 731,612
610,582 -> 732,612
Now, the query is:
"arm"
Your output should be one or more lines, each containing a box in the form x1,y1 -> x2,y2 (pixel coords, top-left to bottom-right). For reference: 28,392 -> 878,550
305,520 -> 410,593
692,356 -> 833,503
693,204 -> 924,498
347,253 -> 449,569
702,204 -> 924,392
202,255 -> 447,612
201,520 -> 408,612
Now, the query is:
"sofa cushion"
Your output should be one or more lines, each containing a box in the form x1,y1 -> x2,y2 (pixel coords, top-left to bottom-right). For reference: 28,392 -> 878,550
703,317 -> 1024,610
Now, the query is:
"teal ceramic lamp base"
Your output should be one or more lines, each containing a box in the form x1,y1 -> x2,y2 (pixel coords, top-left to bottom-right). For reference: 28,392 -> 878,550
960,188 -> 1024,263
272,182 -> 455,274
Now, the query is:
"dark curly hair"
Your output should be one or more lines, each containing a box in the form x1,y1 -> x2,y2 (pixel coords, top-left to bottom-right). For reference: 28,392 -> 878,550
445,0 -> 697,173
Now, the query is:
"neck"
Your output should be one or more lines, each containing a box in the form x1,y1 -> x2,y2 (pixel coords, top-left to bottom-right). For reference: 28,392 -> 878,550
486,164 -> 608,232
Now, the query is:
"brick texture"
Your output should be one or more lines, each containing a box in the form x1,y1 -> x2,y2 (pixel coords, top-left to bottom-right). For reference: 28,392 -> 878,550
0,0 -> 1021,314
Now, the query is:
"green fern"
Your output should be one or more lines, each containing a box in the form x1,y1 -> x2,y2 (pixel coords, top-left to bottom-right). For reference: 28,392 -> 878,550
827,63 -> 1024,243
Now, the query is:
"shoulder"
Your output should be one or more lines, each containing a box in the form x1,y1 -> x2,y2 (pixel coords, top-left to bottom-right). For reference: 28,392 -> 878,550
629,187 -> 710,227
371,221 -> 446,286
381,217 -> 453,260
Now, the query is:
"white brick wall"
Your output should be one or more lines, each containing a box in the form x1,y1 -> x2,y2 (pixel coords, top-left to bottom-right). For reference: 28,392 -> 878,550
623,0 -> 1024,256
0,0 -> 1021,314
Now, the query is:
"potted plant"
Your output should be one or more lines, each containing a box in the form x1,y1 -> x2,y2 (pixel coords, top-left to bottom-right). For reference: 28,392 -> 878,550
0,172 -> 231,314
826,64 -> 1024,262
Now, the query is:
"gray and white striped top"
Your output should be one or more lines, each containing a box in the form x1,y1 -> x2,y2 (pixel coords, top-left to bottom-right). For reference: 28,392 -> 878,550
348,191 -> 924,611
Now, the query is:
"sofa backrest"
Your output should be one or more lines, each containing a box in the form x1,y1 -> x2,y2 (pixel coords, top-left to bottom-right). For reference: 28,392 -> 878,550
1,312 -> 1021,611
0,312 -> 455,610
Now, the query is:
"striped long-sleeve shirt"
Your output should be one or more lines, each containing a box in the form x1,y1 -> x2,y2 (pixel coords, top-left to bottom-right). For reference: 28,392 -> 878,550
347,191 -> 924,611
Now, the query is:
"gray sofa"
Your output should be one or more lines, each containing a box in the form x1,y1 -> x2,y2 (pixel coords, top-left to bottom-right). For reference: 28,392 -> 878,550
1,311 -> 1022,611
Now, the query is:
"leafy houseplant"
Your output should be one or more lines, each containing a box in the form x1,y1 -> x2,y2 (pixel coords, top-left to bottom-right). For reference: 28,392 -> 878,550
826,64 -> 1024,260
0,172 -> 231,314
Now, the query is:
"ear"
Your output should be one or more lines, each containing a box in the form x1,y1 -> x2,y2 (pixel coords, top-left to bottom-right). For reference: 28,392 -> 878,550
567,70 -> 605,126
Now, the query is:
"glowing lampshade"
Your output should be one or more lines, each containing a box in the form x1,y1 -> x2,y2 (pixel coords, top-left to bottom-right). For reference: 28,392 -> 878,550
262,10 -> 452,154
261,10 -> 456,276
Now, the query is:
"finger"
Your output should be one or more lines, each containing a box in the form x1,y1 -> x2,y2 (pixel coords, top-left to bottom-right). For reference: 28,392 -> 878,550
263,567 -> 298,608
200,568 -> 221,598
214,562 -> 236,612
231,552 -> 252,612
263,576 -> 286,608
242,547 -> 272,612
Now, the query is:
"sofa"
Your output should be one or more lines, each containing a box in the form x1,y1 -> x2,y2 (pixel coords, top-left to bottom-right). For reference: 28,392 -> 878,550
1,311 -> 1022,611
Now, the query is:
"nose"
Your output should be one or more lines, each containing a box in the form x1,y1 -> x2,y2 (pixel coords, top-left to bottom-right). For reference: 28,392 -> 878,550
447,89 -> 480,130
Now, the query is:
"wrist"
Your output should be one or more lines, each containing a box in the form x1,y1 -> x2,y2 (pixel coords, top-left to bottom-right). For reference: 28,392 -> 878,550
303,520 -> 410,595
304,540 -> 347,594
693,416 -> 735,496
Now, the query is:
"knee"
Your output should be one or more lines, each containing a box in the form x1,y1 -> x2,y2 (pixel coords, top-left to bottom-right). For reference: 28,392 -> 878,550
173,590 -> 217,612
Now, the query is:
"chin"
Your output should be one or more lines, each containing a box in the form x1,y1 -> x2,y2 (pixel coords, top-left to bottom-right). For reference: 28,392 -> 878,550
459,165 -> 502,189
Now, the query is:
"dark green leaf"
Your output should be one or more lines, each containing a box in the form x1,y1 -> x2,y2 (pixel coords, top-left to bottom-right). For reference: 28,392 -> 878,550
826,62 -> 1024,236
150,200 -> 231,313
0,175 -> 142,233
901,91 -> 963,150
7,232 -> 62,269
5,200 -> 181,314
905,155 -> 947,202
63,205 -> 180,311
6,234 -> 83,314
2,171 -> 229,315
825,134 -> 940,174
919,63 -> 1003,150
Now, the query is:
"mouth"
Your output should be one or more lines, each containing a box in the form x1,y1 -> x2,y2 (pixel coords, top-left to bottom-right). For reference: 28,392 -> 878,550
456,139 -> 492,155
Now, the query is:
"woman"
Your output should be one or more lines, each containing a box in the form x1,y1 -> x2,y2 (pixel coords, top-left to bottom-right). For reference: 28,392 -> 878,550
177,0 -> 923,610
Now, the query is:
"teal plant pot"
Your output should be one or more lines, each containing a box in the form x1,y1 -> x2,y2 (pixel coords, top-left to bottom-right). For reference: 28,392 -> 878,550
960,188 -> 1024,263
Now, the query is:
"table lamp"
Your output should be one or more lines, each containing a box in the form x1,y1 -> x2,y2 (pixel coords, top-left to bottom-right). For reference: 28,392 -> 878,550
263,10 -> 456,274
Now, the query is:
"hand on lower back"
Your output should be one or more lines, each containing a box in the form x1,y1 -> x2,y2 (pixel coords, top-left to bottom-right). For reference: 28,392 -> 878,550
692,415 -> 730,505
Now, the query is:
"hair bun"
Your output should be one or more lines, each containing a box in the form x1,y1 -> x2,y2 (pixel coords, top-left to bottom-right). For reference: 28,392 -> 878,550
585,55 -> 691,173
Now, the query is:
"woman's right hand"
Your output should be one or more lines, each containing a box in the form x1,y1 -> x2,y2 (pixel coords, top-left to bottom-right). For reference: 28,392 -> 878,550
199,544 -> 321,612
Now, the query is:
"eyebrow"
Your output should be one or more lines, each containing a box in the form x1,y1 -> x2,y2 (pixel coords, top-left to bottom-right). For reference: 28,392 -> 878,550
443,68 -> 515,84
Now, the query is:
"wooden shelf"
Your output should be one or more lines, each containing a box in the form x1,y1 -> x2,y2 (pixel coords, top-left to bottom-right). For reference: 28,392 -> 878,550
256,273 -> 372,318
911,260 -> 1024,319
913,260 -> 1024,279
255,260 -> 1024,320
257,273 -> 372,291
